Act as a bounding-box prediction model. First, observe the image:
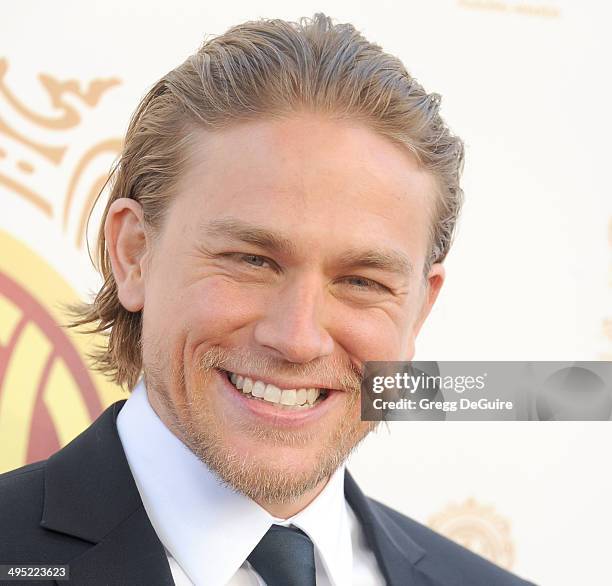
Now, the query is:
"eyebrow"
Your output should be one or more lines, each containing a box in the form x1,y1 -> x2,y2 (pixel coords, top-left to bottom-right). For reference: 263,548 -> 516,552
335,248 -> 414,279
203,218 -> 298,256
202,217 -> 414,279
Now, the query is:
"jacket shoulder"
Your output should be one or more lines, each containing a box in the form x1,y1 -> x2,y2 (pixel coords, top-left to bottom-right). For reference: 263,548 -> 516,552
368,497 -> 537,586
0,461 -> 89,563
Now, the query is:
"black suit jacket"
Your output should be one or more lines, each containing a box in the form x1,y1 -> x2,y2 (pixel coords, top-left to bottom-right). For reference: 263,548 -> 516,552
0,401 -> 536,585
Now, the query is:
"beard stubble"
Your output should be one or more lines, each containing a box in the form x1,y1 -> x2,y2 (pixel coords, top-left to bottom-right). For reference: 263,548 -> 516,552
144,344 -> 378,505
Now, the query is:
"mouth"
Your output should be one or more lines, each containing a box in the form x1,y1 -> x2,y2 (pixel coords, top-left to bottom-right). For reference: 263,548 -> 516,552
221,369 -> 330,410
215,369 -> 346,429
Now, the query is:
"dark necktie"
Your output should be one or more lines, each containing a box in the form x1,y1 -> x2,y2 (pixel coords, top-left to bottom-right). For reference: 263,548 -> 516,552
247,524 -> 316,586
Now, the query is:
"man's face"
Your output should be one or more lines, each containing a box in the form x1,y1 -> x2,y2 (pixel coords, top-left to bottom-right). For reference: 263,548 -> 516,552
109,113 -> 443,505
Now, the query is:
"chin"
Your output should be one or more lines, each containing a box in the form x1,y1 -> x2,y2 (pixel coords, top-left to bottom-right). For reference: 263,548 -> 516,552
203,438 -> 337,502
240,441 -> 328,474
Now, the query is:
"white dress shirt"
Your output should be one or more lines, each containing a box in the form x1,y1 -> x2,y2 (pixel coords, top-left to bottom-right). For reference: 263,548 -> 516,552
116,380 -> 385,586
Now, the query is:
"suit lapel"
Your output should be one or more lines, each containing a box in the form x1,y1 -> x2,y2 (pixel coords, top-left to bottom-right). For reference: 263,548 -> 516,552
344,471 -> 441,586
65,505 -> 174,585
41,400 -> 174,585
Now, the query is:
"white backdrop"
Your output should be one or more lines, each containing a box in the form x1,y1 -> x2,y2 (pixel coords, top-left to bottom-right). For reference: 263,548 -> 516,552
1,1 -> 611,584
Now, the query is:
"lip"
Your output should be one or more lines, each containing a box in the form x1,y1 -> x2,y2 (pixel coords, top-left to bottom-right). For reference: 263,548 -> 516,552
216,368 -> 344,427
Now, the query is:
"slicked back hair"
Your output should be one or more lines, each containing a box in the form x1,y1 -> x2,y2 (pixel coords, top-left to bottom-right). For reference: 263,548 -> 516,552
67,13 -> 464,390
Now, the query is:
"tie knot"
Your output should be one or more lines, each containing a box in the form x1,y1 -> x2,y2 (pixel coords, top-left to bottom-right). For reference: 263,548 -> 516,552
247,524 -> 316,586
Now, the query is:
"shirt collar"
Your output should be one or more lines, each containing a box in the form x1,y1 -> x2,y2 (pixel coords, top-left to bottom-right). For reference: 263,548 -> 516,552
116,379 -> 352,586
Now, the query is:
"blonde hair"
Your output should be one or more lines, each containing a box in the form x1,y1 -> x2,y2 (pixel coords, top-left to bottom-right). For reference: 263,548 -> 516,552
67,13 -> 464,391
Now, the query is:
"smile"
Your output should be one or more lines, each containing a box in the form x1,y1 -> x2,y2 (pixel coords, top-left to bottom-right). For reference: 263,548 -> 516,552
225,371 -> 329,409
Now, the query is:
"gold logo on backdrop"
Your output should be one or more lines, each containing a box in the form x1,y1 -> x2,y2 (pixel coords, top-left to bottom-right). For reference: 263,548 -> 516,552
0,61 -> 125,472
0,58 -> 121,247
0,231 -> 126,473
457,0 -> 560,18
428,498 -> 515,569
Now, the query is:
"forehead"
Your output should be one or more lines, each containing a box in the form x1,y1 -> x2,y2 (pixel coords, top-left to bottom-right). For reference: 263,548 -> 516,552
170,114 -> 437,266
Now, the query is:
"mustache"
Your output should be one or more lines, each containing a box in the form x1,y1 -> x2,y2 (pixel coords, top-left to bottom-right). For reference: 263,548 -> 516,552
195,346 -> 363,394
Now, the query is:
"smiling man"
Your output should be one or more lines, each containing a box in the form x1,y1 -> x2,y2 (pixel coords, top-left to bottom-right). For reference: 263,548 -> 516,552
0,14 -> 535,586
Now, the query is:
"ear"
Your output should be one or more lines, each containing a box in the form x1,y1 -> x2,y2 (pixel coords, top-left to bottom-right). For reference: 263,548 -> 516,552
104,198 -> 149,312
412,262 -> 445,338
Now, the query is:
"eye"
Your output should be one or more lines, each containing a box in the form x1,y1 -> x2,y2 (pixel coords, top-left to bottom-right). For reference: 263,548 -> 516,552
240,254 -> 269,267
343,276 -> 389,292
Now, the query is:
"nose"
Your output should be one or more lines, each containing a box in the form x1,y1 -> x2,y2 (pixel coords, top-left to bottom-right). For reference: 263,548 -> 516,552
253,274 -> 334,364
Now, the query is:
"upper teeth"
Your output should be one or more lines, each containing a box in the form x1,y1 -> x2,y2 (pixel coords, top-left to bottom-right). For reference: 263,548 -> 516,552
229,372 -> 321,406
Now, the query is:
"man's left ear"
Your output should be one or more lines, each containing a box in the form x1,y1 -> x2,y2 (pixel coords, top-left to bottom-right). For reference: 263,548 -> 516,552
413,262 -> 445,337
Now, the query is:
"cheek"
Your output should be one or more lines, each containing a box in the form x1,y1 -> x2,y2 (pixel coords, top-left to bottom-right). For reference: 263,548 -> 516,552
329,305 -> 413,362
177,278 -> 264,340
